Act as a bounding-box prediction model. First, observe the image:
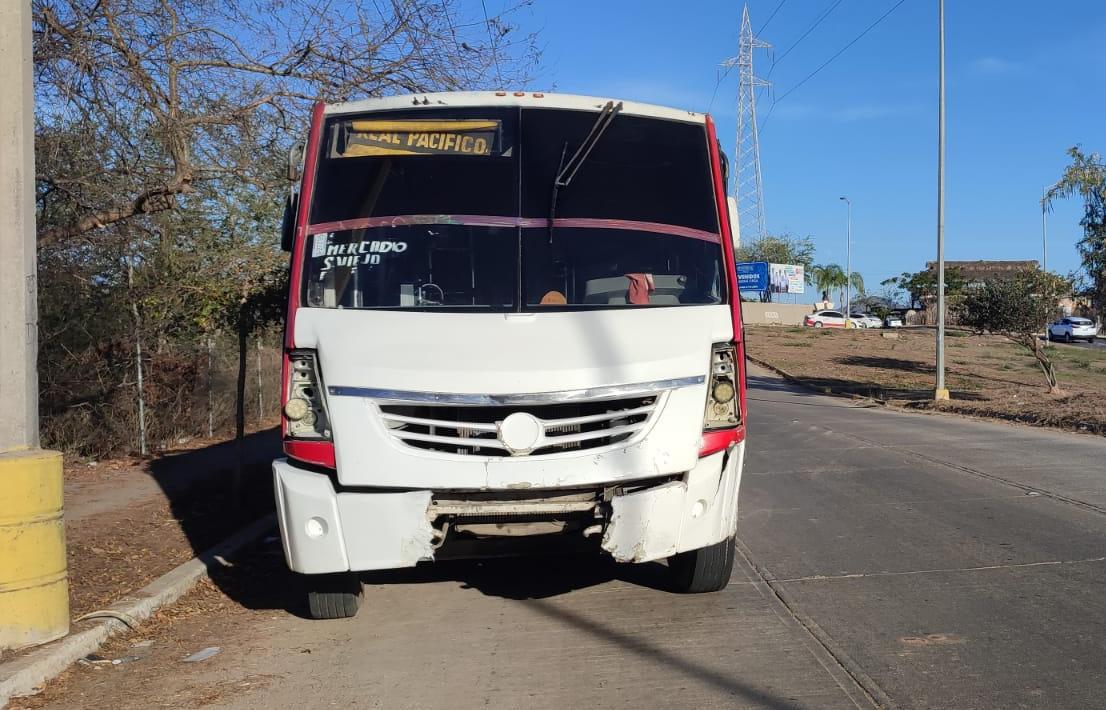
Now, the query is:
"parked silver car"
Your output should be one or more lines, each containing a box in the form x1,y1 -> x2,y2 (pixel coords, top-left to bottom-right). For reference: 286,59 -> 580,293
850,313 -> 883,329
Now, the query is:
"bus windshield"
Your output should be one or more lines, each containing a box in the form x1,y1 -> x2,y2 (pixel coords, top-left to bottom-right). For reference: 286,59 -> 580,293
301,105 -> 726,311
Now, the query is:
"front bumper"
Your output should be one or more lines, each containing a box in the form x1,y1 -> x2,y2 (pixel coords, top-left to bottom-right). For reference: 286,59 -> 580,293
273,442 -> 745,574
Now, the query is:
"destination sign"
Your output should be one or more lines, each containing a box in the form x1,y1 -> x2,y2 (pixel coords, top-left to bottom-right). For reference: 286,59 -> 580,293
337,119 -> 501,158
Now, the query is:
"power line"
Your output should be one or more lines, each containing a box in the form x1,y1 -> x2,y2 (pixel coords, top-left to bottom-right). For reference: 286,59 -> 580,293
762,0 -> 909,127
706,63 -> 734,114
480,0 -> 503,87
768,0 -> 845,76
755,0 -> 842,106
757,0 -> 788,34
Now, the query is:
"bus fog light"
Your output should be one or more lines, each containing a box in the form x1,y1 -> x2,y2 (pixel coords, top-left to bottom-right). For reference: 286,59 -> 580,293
284,397 -> 310,421
691,499 -> 707,519
305,516 -> 328,538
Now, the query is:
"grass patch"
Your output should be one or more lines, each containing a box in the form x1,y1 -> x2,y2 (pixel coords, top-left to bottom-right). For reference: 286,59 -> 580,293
745,327 -> 1106,436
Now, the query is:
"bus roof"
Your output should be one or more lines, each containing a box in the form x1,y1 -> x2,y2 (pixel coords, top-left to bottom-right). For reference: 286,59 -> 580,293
323,91 -> 708,125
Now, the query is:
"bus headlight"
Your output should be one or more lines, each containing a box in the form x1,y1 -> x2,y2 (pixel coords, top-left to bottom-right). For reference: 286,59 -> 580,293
712,380 -> 736,404
284,350 -> 332,439
704,343 -> 740,430
284,397 -> 310,421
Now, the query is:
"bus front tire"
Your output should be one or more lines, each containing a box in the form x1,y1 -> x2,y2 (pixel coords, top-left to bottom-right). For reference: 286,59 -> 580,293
305,572 -> 363,619
669,537 -> 736,593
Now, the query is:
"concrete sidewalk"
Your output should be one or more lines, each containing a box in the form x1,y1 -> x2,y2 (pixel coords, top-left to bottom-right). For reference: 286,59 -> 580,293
63,427 -> 280,522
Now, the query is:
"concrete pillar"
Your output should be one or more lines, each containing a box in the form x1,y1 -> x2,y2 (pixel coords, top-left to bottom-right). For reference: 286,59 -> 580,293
0,0 -> 69,650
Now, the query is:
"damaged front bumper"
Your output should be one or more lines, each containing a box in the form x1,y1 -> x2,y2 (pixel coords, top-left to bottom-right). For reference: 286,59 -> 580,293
273,442 -> 744,575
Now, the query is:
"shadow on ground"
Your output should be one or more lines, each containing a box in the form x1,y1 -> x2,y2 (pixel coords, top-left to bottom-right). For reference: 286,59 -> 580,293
833,355 -> 935,374
753,368 -> 987,402
146,427 -> 281,608
207,533 -> 683,618
365,544 -> 675,600
209,539 -> 806,708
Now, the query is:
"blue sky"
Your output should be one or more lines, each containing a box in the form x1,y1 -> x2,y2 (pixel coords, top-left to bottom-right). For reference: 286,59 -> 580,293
500,0 -> 1106,292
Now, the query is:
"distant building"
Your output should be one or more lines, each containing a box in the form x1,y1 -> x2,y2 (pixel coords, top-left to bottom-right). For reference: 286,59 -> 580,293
924,260 -> 1039,285
916,260 -> 1042,326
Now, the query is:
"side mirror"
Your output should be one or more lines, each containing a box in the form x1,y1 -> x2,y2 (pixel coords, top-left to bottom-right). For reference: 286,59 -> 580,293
717,143 -> 729,184
280,193 -> 298,252
287,141 -> 305,183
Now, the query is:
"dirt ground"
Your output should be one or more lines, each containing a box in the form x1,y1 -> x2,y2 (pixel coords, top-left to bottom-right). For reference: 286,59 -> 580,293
745,326 -> 1106,435
60,427 -> 279,619
8,537 -> 291,710
0,426 -> 279,677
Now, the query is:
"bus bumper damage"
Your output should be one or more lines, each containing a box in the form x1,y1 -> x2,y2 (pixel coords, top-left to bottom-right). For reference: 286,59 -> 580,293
273,443 -> 744,574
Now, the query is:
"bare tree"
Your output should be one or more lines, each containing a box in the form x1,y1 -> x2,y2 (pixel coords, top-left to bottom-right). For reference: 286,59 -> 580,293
33,0 -> 539,247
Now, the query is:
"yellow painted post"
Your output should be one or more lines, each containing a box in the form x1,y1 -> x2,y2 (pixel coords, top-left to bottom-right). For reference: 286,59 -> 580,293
0,450 -> 68,649
0,1 -> 70,650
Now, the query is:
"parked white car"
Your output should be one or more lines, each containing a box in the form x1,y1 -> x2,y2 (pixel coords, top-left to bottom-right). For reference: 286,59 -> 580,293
883,314 -> 904,328
1048,317 -> 1098,343
804,310 -> 847,328
850,313 -> 883,329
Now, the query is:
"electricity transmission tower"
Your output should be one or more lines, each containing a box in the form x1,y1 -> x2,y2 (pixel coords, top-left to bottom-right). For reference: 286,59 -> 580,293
721,4 -> 771,246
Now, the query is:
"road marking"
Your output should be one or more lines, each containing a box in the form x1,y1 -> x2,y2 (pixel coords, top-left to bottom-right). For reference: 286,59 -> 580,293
836,429 -> 1106,517
735,539 -> 892,709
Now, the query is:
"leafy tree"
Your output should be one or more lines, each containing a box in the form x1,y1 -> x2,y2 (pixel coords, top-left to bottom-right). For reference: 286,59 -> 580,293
881,267 -> 967,309
734,233 -> 816,268
959,269 -> 1070,393
734,233 -> 816,302
1044,146 -> 1105,319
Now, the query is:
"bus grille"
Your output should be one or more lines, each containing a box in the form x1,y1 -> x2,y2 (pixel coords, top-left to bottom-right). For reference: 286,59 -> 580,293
377,396 -> 658,457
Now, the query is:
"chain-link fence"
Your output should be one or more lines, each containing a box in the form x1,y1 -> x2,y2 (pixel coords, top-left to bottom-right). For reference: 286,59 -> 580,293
41,328 -> 283,459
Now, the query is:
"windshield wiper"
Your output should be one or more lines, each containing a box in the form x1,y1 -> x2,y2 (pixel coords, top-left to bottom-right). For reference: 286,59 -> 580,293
548,100 -> 623,242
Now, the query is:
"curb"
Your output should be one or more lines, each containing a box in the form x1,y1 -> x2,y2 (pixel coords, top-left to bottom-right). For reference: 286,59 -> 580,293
747,356 -> 876,403
0,513 -> 276,706
747,355 -> 1106,437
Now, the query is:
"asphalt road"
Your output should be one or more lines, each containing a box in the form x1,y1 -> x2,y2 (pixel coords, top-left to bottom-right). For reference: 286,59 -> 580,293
1040,334 -> 1104,349
32,366 -> 1106,709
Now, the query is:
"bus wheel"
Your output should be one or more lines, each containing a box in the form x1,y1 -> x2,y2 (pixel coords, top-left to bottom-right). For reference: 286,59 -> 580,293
669,537 -> 736,593
306,572 -> 363,619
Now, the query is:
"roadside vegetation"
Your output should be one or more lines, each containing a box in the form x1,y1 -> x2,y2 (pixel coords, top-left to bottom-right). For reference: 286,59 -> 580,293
745,327 -> 1106,435
33,0 -> 538,458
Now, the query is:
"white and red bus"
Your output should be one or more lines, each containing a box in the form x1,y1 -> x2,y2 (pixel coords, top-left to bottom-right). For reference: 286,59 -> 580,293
275,92 -> 747,618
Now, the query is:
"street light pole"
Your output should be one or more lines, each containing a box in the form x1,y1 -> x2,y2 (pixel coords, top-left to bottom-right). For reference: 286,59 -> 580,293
1041,188 -> 1048,273
934,0 -> 949,401
1041,185 -> 1053,348
839,196 -> 852,321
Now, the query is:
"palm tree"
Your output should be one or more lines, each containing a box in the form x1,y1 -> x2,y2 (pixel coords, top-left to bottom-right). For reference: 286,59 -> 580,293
809,264 -> 865,311
809,264 -> 846,305
848,272 -> 866,302
1043,146 -> 1105,318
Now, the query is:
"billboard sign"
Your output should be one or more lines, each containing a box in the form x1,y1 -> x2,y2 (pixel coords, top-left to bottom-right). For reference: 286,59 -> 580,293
769,263 -> 805,295
736,261 -> 769,292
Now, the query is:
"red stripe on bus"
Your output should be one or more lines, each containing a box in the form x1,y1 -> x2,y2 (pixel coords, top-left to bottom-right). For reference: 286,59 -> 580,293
286,101 -> 326,351
705,115 -> 748,426
306,216 -> 721,244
